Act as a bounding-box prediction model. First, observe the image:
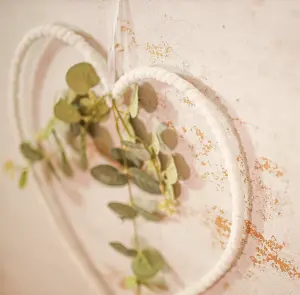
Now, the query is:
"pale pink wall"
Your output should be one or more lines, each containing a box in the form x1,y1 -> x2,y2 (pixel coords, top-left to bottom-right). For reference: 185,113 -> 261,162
1,1 -> 300,295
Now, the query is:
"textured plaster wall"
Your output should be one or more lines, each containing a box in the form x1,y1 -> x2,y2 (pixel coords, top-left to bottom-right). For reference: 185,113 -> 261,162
1,1 -> 300,295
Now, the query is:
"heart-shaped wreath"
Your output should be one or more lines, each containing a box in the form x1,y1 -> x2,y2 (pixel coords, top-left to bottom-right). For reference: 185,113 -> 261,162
5,21 -> 247,295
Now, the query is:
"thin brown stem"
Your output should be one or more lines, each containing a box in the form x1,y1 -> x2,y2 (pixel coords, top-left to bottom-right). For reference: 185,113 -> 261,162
112,100 -> 134,138
127,179 -> 140,250
112,105 -> 123,141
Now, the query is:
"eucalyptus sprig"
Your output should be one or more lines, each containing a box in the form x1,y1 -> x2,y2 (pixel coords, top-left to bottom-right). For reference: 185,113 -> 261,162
5,62 -> 184,293
90,81 -> 179,293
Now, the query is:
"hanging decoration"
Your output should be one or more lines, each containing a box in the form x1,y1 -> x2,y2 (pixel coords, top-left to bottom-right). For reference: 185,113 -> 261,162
4,1 -> 248,295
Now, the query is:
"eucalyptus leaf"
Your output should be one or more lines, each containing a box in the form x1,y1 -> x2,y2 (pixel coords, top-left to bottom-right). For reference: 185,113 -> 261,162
132,248 -> 165,280
20,142 -> 44,162
124,113 -> 136,143
92,98 -> 110,122
110,148 -> 142,168
164,183 -> 175,201
91,165 -> 127,186
66,62 -> 100,94
145,159 -> 161,180
129,168 -> 161,194
109,242 -> 138,257
156,124 -> 173,153
18,169 -> 28,189
79,98 -> 93,108
150,132 -> 160,155
122,141 -> 150,161
108,202 -> 138,220
54,100 -> 81,123
78,97 -> 94,116
129,84 -> 139,118
130,117 -> 151,143
164,155 -> 178,185
71,94 -> 88,109
133,204 -> 165,222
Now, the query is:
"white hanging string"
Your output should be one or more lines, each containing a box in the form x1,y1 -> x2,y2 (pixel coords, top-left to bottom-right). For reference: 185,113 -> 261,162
120,0 -> 131,74
107,0 -> 121,89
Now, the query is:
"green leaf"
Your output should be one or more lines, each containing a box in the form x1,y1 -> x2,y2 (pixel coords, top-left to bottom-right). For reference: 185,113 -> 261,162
78,97 -> 94,116
66,62 -> 100,94
19,142 -> 44,162
129,84 -> 139,118
122,141 -> 150,161
91,165 -> 127,186
150,133 -> 160,155
129,168 -> 161,194
145,158 -> 161,180
133,204 -> 165,222
156,124 -> 175,153
109,242 -> 138,257
124,113 -> 136,143
110,147 -> 142,168
132,248 -> 165,280
164,155 -> 178,185
164,183 -> 175,201
124,276 -> 138,289
92,98 -> 110,122
18,169 -> 28,189
54,100 -> 81,123
108,202 -> 138,220
79,97 -> 93,108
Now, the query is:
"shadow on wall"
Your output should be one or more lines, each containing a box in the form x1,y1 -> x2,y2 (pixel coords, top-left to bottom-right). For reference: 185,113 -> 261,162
179,72 -> 267,294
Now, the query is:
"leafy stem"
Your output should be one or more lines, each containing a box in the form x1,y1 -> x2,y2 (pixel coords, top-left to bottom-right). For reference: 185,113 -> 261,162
128,179 -> 140,250
113,101 -> 143,295
112,99 -> 164,194
112,104 -> 123,141
9,63 -> 175,293
112,99 -> 134,138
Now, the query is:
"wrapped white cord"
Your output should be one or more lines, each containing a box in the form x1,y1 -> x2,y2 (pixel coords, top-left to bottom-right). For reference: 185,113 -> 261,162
9,24 -> 247,295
